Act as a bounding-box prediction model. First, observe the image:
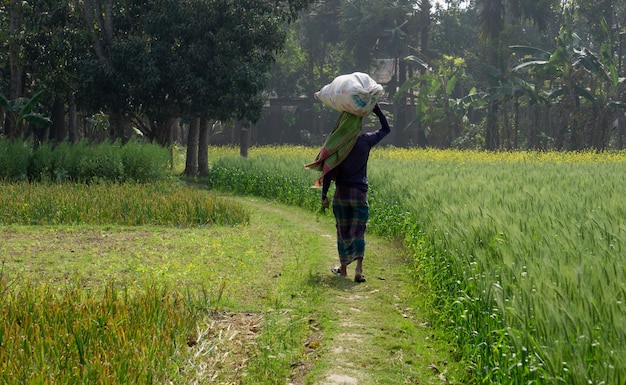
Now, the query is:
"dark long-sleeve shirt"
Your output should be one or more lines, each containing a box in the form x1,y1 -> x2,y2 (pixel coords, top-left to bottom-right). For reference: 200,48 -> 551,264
322,109 -> 391,198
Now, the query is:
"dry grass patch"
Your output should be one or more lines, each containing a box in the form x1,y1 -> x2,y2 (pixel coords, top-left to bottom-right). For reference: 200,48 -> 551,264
182,312 -> 264,384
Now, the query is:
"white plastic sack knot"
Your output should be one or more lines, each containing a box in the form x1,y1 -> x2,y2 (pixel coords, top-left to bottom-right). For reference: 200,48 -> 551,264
315,72 -> 384,117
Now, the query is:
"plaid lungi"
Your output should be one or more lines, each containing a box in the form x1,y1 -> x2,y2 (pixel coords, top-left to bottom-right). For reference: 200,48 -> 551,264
332,185 -> 369,265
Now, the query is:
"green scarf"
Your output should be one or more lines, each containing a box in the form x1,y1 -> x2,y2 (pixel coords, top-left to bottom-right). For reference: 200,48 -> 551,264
305,112 -> 363,187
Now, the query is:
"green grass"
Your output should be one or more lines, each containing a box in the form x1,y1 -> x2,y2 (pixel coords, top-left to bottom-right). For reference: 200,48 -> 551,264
373,159 -> 626,385
5,144 -> 625,384
0,181 -> 248,226
204,145 -> 626,385
0,138 -> 172,183
0,184 -> 327,384
0,184 -> 464,384
0,278 -> 203,384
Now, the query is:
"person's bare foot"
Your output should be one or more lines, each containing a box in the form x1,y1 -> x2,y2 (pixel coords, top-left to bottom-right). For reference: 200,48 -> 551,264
354,259 -> 365,283
331,265 -> 348,277
354,274 -> 366,283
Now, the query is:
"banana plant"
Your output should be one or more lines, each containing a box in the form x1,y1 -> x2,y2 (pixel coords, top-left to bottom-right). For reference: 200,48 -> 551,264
511,14 -> 625,108
598,18 -> 626,148
598,18 -> 626,113
0,91 -> 51,139
486,69 -> 545,149
510,34 -> 591,104
397,54 -> 487,147
509,12 -> 625,149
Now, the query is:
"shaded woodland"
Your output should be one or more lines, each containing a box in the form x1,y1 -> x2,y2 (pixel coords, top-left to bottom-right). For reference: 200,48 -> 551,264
1,0 -> 625,173
266,0 -> 626,151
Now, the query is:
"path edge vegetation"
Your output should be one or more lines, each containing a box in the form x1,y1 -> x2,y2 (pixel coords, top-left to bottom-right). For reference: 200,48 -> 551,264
0,144 -> 468,384
202,145 -> 626,385
4,143 -> 626,384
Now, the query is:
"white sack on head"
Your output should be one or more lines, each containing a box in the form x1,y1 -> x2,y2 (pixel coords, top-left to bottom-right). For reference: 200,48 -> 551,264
314,72 -> 384,116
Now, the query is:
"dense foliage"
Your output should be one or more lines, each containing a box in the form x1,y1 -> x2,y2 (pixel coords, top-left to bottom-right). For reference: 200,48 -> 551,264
203,145 -> 626,385
0,0 -> 626,153
0,138 -> 170,182
0,0 -> 315,144
2,1 -> 625,150
272,0 -> 626,150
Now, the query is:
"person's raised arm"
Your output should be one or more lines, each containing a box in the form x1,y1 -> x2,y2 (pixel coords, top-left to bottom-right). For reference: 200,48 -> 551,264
365,104 -> 391,147
373,104 -> 390,133
321,171 -> 332,208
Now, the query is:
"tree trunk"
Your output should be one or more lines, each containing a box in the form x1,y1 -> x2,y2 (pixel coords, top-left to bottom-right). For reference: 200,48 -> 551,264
0,107 -> 5,135
354,44 -> 370,73
502,101 -> 510,149
593,106 -> 609,151
184,116 -> 200,176
513,98 -> 519,149
108,110 -> 125,142
306,45 -> 316,98
618,113 -> 624,150
52,96 -> 67,143
154,116 -> 176,146
81,0 -> 110,64
485,101 -> 499,150
393,59 -> 408,147
68,94 -> 79,143
419,0 -> 431,57
7,0 -> 24,140
198,117 -> 210,176
239,121 -> 249,157
529,105 -> 540,150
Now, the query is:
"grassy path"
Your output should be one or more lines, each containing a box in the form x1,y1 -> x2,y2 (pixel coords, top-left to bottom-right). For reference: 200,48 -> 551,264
0,193 -> 464,384
233,196 -> 463,385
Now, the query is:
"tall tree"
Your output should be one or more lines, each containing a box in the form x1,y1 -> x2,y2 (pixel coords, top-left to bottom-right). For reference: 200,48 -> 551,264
184,115 -> 200,176
570,0 -> 622,44
4,0 -> 25,139
296,0 -> 420,145
476,0 -> 558,150
77,0 -> 147,141
25,0 -> 85,143
75,0 -> 316,150
267,26 -> 309,98
177,0 -> 317,173
298,0 -> 344,96
338,0 -> 417,72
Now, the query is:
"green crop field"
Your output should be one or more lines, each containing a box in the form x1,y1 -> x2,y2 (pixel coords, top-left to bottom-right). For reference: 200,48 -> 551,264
2,145 -> 624,384
205,146 -> 626,385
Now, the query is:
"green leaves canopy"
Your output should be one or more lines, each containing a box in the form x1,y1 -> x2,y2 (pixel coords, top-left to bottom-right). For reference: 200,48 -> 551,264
77,0 -> 314,139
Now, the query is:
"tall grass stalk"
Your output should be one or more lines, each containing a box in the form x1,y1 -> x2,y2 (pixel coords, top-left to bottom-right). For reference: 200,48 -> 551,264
0,181 -> 249,227
0,139 -> 30,181
0,138 -> 171,183
0,278 -> 203,385
202,146 -> 321,211
205,145 -> 626,385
